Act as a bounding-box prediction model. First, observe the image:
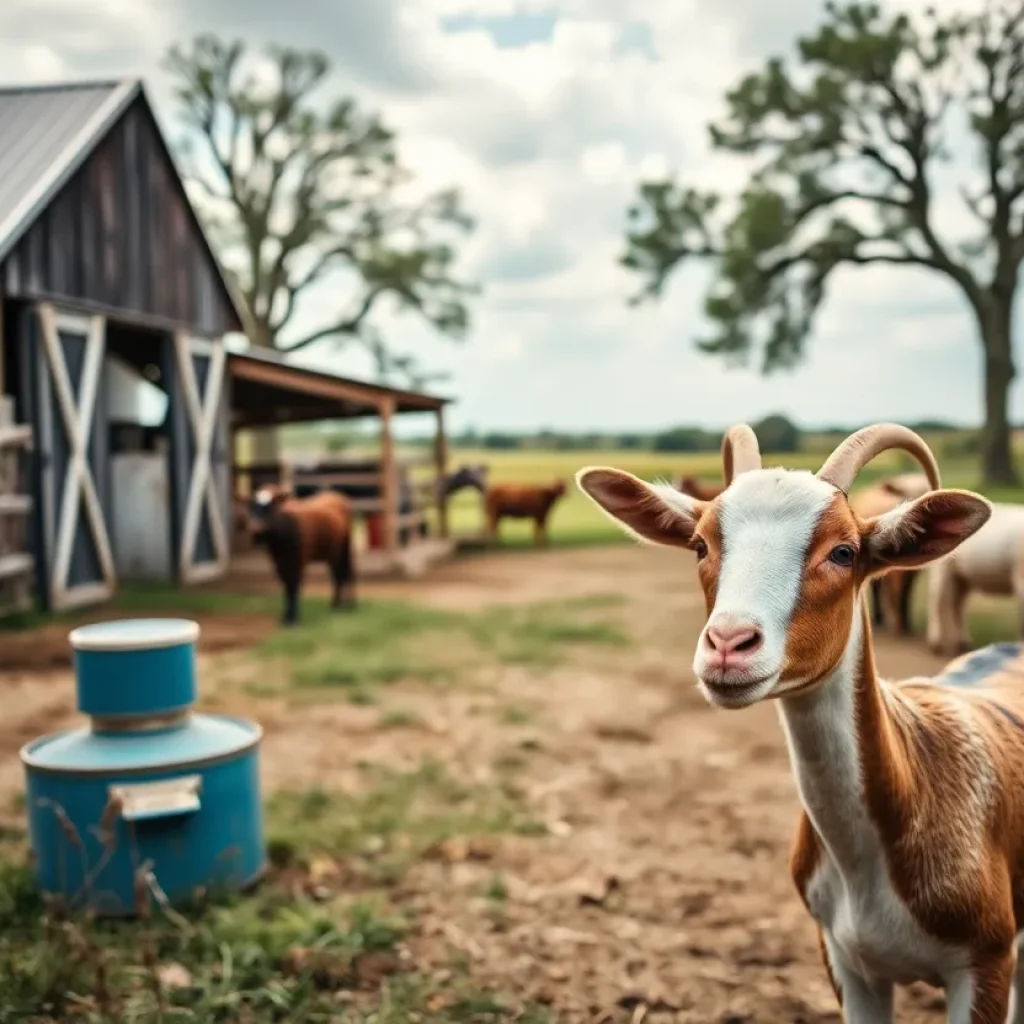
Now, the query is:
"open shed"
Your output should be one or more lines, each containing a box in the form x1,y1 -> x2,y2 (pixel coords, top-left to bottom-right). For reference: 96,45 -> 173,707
229,348 -> 453,562
0,77 -> 458,613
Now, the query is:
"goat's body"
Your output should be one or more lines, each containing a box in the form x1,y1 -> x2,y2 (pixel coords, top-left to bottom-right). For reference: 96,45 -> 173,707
255,490 -> 355,624
484,483 -> 565,546
786,626 -> 1024,1017
928,503 -> 1024,654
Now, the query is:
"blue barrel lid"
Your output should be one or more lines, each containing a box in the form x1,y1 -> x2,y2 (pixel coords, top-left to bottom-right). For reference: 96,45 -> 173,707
20,714 -> 261,775
69,618 -> 200,652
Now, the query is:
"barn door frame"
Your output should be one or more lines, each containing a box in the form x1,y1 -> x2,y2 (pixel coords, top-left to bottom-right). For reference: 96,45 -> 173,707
172,331 -> 229,583
36,303 -> 116,609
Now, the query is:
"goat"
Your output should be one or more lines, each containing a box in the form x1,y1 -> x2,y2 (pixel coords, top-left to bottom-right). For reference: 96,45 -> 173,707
484,479 -> 567,547
438,464 -> 488,499
251,484 -> 356,625
926,501 -> 1024,657
574,423 -> 1024,1022
849,472 -> 932,637
676,475 -> 725,501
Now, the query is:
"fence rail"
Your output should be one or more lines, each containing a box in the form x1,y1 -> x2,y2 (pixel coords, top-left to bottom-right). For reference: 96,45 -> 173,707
0,397 -> 33,617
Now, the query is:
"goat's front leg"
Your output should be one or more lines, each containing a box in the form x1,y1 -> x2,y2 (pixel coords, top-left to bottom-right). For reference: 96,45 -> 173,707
945,956 -> 1013,1024
820,933 -> 893,1023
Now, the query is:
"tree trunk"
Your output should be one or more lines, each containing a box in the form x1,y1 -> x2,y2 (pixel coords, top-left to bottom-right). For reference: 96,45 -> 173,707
248,320 -> 280,465
977,296 -> 1019,487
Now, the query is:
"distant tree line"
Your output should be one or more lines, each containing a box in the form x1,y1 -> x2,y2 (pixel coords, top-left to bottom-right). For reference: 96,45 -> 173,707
444,415 -> 972,453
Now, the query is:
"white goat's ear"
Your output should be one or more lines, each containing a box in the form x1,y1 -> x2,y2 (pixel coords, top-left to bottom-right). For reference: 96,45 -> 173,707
576,467 -> 703,548
866,489 -> 992,571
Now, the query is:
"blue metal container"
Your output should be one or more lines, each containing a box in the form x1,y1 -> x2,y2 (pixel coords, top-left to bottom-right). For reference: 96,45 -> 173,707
20,618 -> 266,916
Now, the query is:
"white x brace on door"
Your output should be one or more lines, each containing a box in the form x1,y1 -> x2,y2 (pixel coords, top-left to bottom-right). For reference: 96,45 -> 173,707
37,304 -> 116,610
173,332 -> 229,583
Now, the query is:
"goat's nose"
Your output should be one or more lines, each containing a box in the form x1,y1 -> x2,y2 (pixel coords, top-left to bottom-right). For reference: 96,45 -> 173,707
706,624 -> 763,656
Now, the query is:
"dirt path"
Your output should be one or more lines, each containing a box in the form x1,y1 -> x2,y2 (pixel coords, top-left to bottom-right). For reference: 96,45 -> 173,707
0,546 -> 961,1021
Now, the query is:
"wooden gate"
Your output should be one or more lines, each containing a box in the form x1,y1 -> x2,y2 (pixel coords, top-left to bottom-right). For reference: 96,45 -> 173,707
34,304 -> 115,610
169,332 -> 230,583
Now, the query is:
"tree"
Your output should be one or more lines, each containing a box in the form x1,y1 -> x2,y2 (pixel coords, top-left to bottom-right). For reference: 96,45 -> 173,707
753,414 -> 801,453
163,34 -> 475,394
622,2 -> 1024,485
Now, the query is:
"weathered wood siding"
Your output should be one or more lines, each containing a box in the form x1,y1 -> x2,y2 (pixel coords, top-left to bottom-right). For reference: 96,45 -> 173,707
1,97 -> 239,337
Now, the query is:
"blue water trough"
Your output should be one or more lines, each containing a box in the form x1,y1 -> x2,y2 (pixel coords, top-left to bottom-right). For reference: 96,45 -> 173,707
20,617 -> 266,916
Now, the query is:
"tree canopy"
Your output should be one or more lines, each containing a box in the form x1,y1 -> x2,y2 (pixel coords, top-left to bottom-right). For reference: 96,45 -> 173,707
164,34 -> 476,389
622,1 -> 1024,483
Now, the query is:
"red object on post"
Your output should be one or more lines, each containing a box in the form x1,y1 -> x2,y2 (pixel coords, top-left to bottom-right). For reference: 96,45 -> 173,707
366,513 -> 384,550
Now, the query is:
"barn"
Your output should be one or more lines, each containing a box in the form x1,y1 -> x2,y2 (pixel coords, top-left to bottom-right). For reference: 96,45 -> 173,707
0,78 -> 454,615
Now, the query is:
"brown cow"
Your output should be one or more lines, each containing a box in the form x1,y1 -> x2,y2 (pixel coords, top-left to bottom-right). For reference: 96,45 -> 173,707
484,479 -> 567,547
251,485 -> 356,625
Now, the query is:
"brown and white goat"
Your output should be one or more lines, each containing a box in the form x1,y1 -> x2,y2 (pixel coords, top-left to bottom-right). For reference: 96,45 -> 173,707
252,485 -> 356,625
484,479 -> 567,547
576,424 -> 1024,1023
676,474 -> 725,501
849,472 -> 932,637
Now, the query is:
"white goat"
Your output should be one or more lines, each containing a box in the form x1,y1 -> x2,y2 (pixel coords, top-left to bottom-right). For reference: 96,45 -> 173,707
927,501 -> 1024,655
576,423 -> 1024,1023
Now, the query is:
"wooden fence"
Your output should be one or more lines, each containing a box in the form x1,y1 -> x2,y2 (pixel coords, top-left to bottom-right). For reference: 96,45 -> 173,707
0,396 -> 33,616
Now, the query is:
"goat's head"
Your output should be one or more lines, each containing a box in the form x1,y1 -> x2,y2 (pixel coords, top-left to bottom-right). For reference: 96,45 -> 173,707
577,424 -> 992,710
551,478 -> 568,498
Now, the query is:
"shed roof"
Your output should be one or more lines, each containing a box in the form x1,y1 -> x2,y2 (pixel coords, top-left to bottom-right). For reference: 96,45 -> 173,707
228,347 -> 450,428
0,77 -> 246,329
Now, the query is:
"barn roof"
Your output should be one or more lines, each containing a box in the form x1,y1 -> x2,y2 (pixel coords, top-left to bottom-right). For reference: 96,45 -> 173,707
0,77 -> 246,328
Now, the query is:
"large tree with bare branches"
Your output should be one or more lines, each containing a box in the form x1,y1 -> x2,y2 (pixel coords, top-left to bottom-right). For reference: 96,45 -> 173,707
623,1 -> 1024,485
164,34 -> 475,393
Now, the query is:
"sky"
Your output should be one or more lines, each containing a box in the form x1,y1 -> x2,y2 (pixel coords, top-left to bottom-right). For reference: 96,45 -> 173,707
0,0 -> 1010,434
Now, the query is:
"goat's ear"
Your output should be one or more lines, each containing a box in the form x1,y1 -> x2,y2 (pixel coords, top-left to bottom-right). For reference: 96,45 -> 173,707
576,467 -> 703,548
865,489 -> 991,571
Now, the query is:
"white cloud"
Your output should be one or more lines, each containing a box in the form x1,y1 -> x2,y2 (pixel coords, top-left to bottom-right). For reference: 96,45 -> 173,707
0,0 -> 1012,432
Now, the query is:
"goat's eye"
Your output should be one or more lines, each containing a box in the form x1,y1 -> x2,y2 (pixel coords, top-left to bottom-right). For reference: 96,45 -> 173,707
829,544 -> 856,567
693,538 -> 708,560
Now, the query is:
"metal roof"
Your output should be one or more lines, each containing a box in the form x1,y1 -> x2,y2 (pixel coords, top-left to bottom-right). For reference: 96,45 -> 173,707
0,78 -> 141,262
0,76 -> 247,331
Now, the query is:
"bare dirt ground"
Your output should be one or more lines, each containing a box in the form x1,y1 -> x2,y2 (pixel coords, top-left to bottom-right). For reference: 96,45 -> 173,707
0,546 -> 958,1023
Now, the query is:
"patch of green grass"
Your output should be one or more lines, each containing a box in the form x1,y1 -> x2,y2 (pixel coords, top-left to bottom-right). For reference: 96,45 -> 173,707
484,873 -> 509,902
0,857 -> 554,1022
500,705 -> 533,725
0,754 -> 556,1023
241,596 -> 628,701
378,708 -> 426,729
265,758 -> 544,879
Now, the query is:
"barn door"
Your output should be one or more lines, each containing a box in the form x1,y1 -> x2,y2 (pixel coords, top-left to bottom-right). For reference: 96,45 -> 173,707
170,333 -> 229,583
35,304 -> 116,610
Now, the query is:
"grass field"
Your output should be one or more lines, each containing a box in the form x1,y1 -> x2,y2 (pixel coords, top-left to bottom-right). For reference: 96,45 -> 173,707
435,443 -> 1024,548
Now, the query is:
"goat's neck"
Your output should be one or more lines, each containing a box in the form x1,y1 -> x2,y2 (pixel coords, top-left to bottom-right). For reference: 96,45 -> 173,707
776,603 -> 909,876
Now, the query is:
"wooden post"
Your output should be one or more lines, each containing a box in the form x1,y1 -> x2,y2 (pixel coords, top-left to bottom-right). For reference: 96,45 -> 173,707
380,398 -> 399,554
434,406 -> 449,539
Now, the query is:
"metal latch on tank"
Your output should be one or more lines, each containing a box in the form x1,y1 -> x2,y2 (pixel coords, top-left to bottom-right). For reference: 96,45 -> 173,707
108,775 -> 203,822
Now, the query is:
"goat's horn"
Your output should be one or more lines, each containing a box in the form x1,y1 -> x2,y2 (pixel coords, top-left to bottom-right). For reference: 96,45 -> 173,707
816,423 -> 941,493
721,424 -> 762,485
